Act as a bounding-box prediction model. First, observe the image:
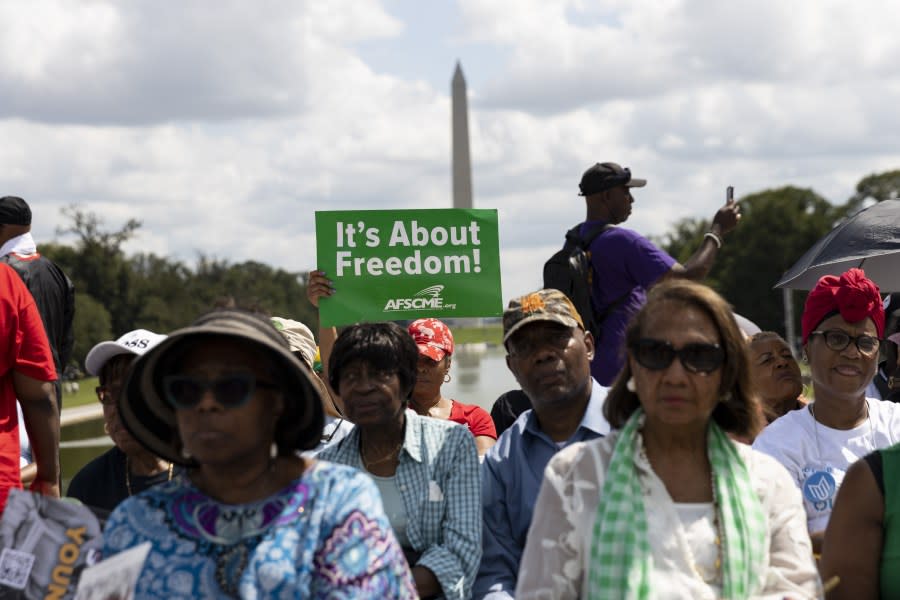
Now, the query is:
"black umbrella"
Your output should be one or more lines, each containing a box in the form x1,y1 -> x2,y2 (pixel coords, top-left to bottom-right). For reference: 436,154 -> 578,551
775,200 -> 900,292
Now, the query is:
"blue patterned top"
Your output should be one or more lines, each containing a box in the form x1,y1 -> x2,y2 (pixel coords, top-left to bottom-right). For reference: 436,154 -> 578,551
320,409 -> 482,600
102,461 -> 417,599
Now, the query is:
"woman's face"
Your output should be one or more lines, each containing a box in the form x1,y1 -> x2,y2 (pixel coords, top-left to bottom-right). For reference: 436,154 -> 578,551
628,302 -> 724,431
749,337 -> 803,406
98,374 -> 144,456
172,339 -> 283,466
411,355 -> 448,405
337,359 -> 406,428
806,314 -> 879,403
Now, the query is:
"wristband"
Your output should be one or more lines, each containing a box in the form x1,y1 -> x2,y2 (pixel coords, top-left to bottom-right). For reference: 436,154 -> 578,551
704,231 -> 723,249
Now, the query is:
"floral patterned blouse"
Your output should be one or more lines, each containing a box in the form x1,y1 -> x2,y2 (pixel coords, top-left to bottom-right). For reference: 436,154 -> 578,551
102,460 -> 416,599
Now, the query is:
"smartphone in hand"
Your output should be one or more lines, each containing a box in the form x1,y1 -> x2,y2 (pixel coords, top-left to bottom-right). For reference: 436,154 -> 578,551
727,186 -> 734,201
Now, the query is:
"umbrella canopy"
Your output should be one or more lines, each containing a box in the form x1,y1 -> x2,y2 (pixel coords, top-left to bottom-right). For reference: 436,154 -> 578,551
775,199 -> 900,292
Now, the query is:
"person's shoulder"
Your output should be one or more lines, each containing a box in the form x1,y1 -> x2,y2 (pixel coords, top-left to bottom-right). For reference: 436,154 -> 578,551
482,411 -> 532,467
453,400 -> 492,422
409,408 -> 461,433
754,405 -> 811,444
317,426 -> 360,461
867,397 -> 900,420
548,433 -> 617,474
310,459 -> 369,487
69,447 -> 118,486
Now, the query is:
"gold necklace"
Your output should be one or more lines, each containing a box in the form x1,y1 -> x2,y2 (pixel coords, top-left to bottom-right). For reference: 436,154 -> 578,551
125,456 -> 174,496
361,439 -> 403,471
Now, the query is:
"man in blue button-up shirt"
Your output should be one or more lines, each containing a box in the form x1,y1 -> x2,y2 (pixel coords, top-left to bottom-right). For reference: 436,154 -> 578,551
474,289 -> 611,599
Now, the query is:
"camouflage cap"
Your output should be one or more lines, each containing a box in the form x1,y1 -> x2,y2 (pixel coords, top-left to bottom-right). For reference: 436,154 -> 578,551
502,289 -> 584,343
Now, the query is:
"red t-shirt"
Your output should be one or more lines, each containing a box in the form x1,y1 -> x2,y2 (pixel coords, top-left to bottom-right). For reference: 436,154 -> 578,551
0,263 -> 57,511
448,400 -> 497,439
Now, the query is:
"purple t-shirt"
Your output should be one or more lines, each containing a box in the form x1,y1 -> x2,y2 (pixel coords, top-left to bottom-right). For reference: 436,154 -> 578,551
581,221 -> 676,385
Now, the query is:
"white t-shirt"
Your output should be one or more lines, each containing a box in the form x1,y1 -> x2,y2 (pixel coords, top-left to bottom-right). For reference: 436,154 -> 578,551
752,398 -> 900,533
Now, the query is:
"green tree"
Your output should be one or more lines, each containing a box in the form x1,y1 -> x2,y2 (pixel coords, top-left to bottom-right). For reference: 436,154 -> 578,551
71,292 -> 113,372
845,169 -> 900,214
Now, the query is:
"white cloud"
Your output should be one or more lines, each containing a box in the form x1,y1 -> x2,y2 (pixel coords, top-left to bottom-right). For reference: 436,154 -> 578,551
3,0 -> 900,309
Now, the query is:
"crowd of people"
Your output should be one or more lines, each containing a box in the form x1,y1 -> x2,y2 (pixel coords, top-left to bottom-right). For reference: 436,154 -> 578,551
2,163 -> 899,599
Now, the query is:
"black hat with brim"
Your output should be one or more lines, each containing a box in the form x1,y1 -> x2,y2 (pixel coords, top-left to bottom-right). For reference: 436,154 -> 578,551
578,162 -> 647,196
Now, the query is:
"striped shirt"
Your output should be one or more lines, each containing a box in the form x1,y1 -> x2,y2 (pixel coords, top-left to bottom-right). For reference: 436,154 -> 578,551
320,409 -> 482,600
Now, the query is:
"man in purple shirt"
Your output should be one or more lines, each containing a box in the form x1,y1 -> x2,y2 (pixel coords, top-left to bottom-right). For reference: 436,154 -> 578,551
577,162 -> 740,385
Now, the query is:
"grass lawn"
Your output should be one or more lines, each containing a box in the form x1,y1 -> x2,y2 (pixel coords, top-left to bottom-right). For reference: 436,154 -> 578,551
450,324 -> 503,346
62,377 -> 100,409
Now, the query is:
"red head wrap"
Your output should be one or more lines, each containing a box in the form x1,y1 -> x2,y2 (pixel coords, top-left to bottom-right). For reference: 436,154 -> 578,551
801,268 -> 884,344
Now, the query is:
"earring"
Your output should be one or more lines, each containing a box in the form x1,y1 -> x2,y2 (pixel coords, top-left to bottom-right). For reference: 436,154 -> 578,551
270,442 -> 278,459
626,377 -> 636,392
444,373 -> 451,383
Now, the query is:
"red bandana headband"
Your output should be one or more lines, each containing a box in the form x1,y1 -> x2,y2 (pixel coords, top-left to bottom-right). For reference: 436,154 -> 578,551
801,268 -> 884,344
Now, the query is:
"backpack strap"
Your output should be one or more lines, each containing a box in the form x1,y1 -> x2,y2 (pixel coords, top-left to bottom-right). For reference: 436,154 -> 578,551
564,223 -> 611,250
568,222 -> 633,324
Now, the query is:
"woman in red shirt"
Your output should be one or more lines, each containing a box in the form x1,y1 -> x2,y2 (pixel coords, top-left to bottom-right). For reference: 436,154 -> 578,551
408,318 -> 497,456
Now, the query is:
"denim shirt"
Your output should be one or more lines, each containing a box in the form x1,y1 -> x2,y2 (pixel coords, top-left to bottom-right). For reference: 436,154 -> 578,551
320,409 -> 481,599
474,378 -> 610,599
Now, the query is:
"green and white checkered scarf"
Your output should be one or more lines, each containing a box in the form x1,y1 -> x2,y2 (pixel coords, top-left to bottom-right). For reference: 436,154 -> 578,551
588,409 -> 767,599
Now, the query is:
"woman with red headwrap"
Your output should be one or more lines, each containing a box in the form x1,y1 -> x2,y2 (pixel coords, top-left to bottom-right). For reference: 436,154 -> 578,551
753,268 -> 900,556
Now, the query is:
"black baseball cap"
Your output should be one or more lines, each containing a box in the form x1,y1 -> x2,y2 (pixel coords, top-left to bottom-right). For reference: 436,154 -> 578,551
578,163 -> 647,196
0,196 -> 31,226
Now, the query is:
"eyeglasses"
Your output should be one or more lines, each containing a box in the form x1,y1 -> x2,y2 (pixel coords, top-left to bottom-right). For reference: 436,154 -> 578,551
631,338 -> 725,374
162,374 -> 278,409
809,329 -> 880,356
95,384 -> 122,406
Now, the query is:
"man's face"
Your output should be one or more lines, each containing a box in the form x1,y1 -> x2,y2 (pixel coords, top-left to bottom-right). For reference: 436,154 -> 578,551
505,321 -> 594,412
604,186 -> 633,223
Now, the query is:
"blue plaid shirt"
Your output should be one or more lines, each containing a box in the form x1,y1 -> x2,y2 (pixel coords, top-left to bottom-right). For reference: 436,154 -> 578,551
320,409 -> 481,600
474,378 -> 610,599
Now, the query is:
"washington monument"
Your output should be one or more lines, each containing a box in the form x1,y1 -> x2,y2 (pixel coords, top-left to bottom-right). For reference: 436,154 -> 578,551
452,62 -> 473,209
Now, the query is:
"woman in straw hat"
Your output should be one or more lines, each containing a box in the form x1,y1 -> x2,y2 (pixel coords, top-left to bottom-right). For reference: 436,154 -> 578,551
101,308 -> 415,598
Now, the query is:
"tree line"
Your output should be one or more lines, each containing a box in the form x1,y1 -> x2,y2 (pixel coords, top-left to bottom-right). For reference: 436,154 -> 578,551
37,169 -> 900,373
41,207 -> 318,374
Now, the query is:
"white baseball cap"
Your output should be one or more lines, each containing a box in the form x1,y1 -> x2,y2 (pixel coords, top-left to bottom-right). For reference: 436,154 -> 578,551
84,329 -> 167,376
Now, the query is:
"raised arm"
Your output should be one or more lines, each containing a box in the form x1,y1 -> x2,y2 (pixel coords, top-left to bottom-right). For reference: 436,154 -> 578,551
306,270 -> 338,385
665,196 -> 740,281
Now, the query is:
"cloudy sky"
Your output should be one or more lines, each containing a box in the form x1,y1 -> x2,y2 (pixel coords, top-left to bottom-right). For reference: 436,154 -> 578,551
3,0 -> 900,305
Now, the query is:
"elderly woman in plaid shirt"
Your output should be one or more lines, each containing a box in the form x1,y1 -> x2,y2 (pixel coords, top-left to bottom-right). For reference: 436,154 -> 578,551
320,321 -> 481,600
516,280 -> 821,599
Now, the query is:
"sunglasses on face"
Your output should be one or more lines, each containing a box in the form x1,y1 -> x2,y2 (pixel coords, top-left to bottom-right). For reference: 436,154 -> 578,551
809,329 -> 880,356
162,373 -> 278,410
631,338 -> 725,374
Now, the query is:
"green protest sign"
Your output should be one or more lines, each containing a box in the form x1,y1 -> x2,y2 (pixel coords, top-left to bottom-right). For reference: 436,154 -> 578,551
315,209 -> 502,326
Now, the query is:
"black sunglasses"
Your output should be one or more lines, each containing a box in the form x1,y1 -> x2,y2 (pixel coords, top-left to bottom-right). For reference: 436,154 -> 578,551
809,329 -> 880,356
162,374 -> 278,409
631,338 -> 725,374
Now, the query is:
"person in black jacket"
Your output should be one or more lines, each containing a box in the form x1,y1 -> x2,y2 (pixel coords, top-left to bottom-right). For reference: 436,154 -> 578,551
0,196 -> 75,409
